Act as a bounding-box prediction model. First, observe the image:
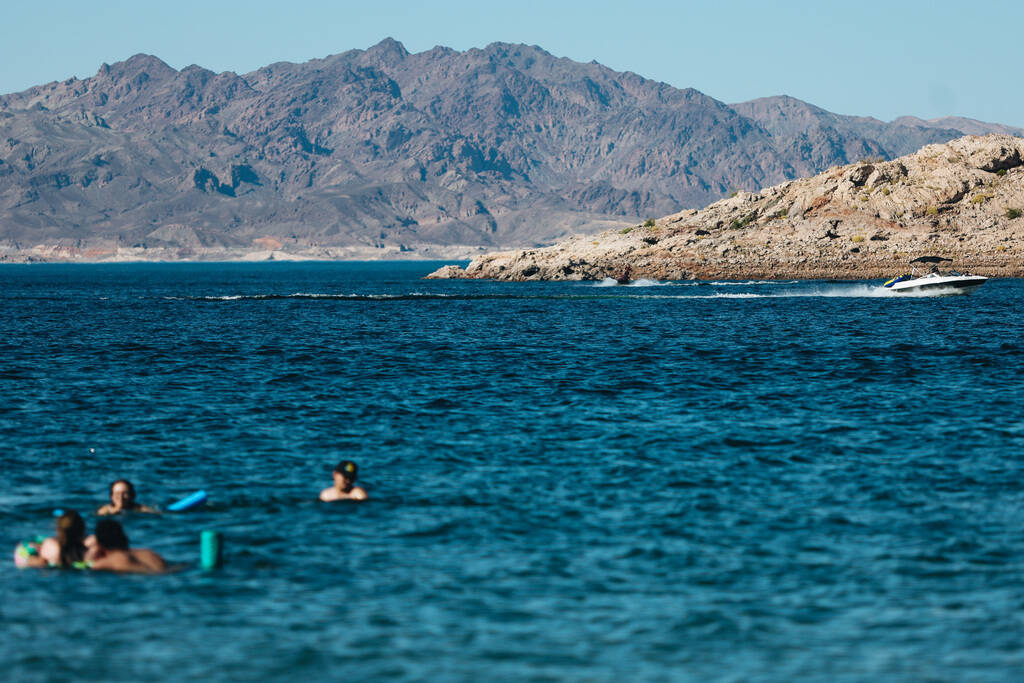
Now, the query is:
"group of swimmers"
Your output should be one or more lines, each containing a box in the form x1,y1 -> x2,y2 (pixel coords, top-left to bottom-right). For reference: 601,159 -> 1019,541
16,479 -> 167,573
16,460 -> 366,573
17,510 -> 167,573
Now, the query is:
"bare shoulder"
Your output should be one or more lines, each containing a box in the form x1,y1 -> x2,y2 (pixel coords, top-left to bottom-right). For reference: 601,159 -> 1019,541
38,537 -> 61,565
91,552 -> 160,574
96,504 -> 115,515
336,487 -> 368,501
132,548 -> 167,571
319,487 -> 367,502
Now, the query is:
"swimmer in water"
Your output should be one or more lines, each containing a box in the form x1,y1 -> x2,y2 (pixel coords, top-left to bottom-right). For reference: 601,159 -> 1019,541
319,460 -> 368,502
87,519 -> 167,573
19,510 -> 88,568
96,479 -> 158,515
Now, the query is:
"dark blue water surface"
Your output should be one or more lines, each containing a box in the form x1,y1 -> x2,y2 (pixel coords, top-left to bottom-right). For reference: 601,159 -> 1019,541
3,262 -> 1023,681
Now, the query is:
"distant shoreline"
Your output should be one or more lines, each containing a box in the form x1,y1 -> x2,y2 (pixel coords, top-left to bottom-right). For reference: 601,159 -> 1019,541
3,256 -> 1021,283
0,257 -> 468,265
0,246 -> 486,265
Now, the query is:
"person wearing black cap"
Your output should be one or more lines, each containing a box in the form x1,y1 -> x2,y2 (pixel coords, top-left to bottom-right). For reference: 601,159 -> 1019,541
319,460 -> 368,502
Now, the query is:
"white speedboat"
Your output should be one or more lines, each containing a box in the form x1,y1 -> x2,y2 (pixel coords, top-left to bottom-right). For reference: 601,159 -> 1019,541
882,256 -> 988,295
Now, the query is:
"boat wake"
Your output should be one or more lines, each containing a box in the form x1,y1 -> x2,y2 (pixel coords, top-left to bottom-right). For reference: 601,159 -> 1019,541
165,282 -> 973,304
593,277 -> 671,287
592,278 -> 798,288
707,280 -> 800,286
169,293 -> 462,302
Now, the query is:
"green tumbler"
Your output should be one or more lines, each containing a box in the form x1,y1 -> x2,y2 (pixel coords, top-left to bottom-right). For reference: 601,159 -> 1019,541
200,530 -> 223,571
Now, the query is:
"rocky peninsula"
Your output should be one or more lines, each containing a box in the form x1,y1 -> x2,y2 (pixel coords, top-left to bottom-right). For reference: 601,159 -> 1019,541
428,135 -> 1024,281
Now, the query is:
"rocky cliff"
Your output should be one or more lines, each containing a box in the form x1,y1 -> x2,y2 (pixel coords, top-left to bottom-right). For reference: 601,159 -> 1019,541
428,135 -> 1024,281
1,39 -> 1021,262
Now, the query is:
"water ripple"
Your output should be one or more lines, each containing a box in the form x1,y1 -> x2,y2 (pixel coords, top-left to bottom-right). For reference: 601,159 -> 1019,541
2,263 -> 1023,681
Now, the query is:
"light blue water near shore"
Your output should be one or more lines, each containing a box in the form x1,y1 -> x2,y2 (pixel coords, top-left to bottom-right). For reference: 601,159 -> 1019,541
2,262 -> 1023,681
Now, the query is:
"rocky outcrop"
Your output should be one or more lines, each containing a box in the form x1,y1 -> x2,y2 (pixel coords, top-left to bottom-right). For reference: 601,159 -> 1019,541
428,135 -> 1024,281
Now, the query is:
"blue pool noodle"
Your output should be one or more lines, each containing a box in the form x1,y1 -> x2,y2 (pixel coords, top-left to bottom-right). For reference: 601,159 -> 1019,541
167,490 -> 208,512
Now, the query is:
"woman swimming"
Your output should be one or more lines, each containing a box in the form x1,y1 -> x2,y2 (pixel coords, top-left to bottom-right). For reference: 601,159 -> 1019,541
96,479 -> 158,515
17,510 -> 88,568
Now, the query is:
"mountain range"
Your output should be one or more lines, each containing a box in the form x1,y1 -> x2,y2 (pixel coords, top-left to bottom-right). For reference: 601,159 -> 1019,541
1,38 -> 1021,261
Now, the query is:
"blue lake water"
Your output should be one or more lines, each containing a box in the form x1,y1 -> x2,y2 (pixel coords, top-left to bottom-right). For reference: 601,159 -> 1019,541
2,262 -> 1023,681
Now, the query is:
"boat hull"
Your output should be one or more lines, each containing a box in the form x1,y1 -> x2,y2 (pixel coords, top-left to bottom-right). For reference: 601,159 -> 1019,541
887,275 -> 988,295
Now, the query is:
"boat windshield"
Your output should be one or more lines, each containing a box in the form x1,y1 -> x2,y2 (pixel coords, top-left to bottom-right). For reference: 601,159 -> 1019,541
907,256 -> 954,277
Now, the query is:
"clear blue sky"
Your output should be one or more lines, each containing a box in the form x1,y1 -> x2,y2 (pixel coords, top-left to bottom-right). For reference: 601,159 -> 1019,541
3,0 -> 1021,126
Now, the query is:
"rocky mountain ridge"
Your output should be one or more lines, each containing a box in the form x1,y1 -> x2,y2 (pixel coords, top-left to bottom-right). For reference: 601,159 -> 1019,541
428,135 -> 1024,281
1,39 -> 1021,262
